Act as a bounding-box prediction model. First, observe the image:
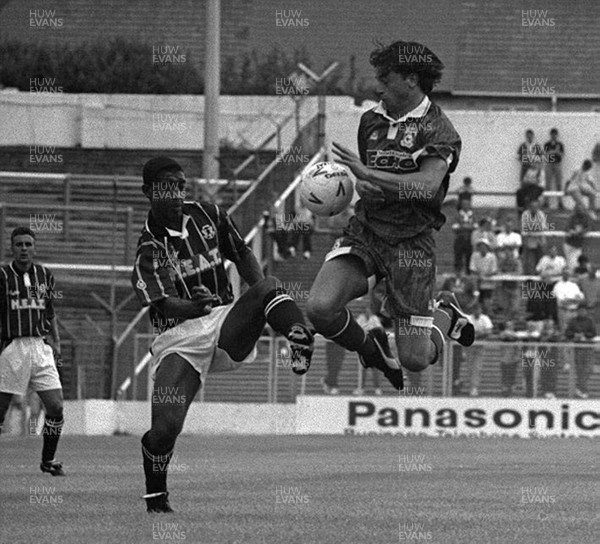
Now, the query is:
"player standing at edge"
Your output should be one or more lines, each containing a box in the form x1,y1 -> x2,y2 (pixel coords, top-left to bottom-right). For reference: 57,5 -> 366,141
307,41 -> 474,389
132,157 -> 313,513
0,227 -> 65,475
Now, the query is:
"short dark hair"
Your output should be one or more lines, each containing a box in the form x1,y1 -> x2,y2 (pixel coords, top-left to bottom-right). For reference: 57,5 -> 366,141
369,40 -> 444,94
11,226 -> 36,244
526,129 -> 534,135
550,128 -> 558,135
463,177 -> 472,185
582,159 -> 593,171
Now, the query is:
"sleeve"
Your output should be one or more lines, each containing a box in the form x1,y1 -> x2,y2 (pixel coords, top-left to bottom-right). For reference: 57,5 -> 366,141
131,242 -> 179,307
357,114 -> 369,165
44,269 -> 56,320
216,205 -> 252,264
420,114 -> 462,173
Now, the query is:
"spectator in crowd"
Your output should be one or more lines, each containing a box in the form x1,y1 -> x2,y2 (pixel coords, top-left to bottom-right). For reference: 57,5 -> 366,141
564,159 -> 597,220
592,142 -> 600,184
457,176 -> 474,206
552,269 -> 585,332
573,254 -> 591,279
466,303 -> 493,397
577,267 -> 600,321
452,198 -> 475,275
496,246 -> 523,321
563,203 -> 590,272
469,240 -> 498,314
525,271 -> 559,325
537,319 -> 562,399
564,304 -> 597,399
289,204 -> 314,260
517,129 -> 544,182
543,128 -> 565,210
521,198 -> 548,275
535,245 -> 567,284
499,321 -> 521,397
353,307 -> 384,396
471,217 -> 497,250
267,198 -> 290,262
496,218 -> 522,259
320,341 -> 346,395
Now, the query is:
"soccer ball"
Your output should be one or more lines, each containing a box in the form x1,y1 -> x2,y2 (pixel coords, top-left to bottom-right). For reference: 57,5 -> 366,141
299,162 -> 354,216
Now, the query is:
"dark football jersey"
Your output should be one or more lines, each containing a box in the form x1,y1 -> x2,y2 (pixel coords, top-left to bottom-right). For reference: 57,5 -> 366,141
0,263 -> 56,346
356,97 -> 461,243
131,201 -> 251,334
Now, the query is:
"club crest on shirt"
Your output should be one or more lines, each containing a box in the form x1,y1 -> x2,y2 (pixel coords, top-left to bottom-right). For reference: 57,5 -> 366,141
399,124 -> 418,149
369,131 -> 379,140
201,225 -> 216,240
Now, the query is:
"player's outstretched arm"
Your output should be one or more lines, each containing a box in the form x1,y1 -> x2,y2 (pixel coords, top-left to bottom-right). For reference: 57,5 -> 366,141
234,251 -> 264,287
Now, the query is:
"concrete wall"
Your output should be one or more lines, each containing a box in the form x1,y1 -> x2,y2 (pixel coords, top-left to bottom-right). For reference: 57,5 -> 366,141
2,92 -> 599,202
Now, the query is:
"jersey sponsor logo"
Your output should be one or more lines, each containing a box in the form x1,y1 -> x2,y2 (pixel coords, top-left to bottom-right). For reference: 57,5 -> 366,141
200,225 -> 216,240
369,131 -> 379,140
10,298 -> 46,310
366,149 -> 418,172
178,249 -> 223,278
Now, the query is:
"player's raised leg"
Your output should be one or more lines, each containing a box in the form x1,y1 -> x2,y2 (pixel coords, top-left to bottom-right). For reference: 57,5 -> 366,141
307,255 -> 404,389
217,276 -> 313,373
36,388 -> 65,476
141,354 -> 201,513
0,392 -> 13,435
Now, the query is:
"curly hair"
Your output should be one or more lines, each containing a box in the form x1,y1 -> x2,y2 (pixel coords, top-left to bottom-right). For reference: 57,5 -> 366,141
370,40 -> 444,94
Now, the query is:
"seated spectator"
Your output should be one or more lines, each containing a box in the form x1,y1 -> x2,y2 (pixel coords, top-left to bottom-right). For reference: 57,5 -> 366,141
521,198 -> 548,275
471,217 -> 497,250
466,303 -> 493,397
552,269 -> 585,332
564,304 -> 597,399
564,159 -> 597,220
469,240 -> 498,314
452,198 -> 475,276
535,245 -> 567,284
563,203 -> 590,273
496,218 -> 522,260
457,176 -> 474,207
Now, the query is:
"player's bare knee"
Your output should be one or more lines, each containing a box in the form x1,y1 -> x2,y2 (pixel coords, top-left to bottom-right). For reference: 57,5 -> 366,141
398,350 -> 428,373
306,296 -> 333,329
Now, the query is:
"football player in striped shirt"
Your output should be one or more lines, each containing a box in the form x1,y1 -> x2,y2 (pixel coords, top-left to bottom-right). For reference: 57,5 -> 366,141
132,157 -> 314,513
0,227 -> 65,476
307,41 -> 474,390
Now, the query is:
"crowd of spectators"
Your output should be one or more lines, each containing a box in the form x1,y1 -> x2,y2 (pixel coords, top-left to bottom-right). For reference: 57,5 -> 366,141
446,131 -> 600,398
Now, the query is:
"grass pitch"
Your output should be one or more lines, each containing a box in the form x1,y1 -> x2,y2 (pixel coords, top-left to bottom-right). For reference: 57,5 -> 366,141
1,434 -> 598,544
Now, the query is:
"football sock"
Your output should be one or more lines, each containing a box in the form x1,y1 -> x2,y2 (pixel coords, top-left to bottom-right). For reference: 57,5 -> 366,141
429,325 -> 446,365
263,289 -> 306,336
41,416 -> 64,463
325,308 -> 374,354
142,431 -> 173,495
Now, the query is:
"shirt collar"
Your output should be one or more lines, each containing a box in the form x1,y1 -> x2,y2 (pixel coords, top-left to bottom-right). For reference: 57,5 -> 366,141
146,212 -> 191,241
373,95 -> 431,124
